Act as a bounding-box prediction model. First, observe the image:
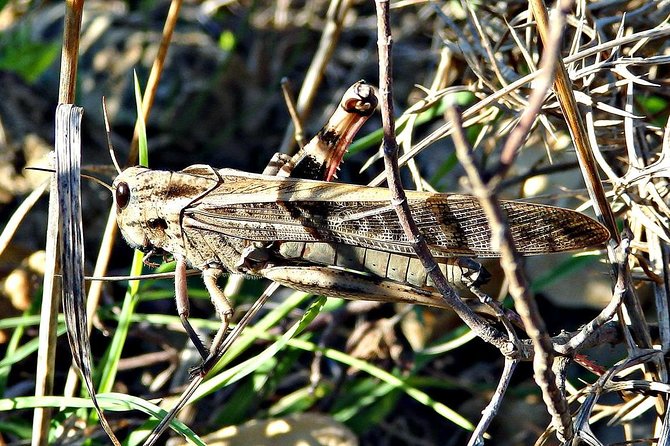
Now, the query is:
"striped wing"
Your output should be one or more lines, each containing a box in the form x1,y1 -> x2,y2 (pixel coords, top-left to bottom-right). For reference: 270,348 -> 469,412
183,174 -> 609,258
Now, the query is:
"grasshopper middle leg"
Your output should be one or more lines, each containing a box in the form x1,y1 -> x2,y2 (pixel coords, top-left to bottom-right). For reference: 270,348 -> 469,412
175,258 -> 233,373
201,267 -> 234,372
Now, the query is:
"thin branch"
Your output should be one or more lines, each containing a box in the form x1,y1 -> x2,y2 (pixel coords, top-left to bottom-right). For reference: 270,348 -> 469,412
494,0 -> 569,182
373,0 -> 516,357
280,78 -> 306,149
449,105 -> 572,440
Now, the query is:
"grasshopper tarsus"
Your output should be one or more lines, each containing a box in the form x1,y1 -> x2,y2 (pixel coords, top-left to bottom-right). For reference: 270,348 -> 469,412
188,364 -> 207,380
188,362 -> 209,382
179,313 -> 209,360
189,351 -> 220,379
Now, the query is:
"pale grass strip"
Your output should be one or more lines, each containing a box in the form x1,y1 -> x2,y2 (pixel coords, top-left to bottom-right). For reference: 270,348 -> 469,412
0,180 -> 48,259
31,159 -> 60,446
33,0 -> 84,443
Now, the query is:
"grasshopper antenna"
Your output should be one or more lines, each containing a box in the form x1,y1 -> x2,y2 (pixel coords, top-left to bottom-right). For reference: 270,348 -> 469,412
81,173 -> 113,193
102,97 -> 123,175
24,166 -> 113,193
85,269 -> 200,282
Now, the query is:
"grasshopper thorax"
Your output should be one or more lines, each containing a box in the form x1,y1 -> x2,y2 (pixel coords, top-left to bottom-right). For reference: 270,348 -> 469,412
112,165 -> 222,261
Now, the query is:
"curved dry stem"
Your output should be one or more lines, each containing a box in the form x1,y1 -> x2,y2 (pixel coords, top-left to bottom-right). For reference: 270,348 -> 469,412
374,0 -> 515,356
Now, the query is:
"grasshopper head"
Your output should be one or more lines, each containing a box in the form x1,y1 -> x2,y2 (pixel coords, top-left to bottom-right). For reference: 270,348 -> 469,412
112,166 -> 171,255
112,164 -> 222,264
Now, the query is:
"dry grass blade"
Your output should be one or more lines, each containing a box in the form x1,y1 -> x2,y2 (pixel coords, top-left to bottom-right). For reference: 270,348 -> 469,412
64,0 -> 183,405
278,0 -> 354,154
128,0 -> 183,164
58,0 -> 84,104
31,162 -> 59,446
530,0 -> 618,237
56,105 -> 121,445
32,0 -> 85,443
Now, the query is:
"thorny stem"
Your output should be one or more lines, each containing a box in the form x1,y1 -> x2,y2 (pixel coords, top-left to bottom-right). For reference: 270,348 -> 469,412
449,101 -> 572,441
373,0 -> 515,357
531,0 -> 659,433
527,0 -> 666,438
367,24 -> 670,188
572,349 -> 663,441
532,0 -> 652,353
508,2 -> 576,438
451,0 -> 615,440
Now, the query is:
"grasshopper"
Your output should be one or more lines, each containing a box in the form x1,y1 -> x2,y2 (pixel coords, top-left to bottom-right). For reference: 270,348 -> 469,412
112,81 -> 609,374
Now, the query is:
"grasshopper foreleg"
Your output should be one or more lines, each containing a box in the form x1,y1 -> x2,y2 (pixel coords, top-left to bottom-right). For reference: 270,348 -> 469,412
175,257 -> 209,360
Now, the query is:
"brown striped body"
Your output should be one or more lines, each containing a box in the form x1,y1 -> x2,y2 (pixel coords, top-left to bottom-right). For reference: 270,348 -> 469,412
113,164 -> 609,307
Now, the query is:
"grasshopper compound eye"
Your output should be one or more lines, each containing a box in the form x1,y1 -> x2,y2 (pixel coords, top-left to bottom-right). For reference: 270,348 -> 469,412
115,181 -> 131,209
